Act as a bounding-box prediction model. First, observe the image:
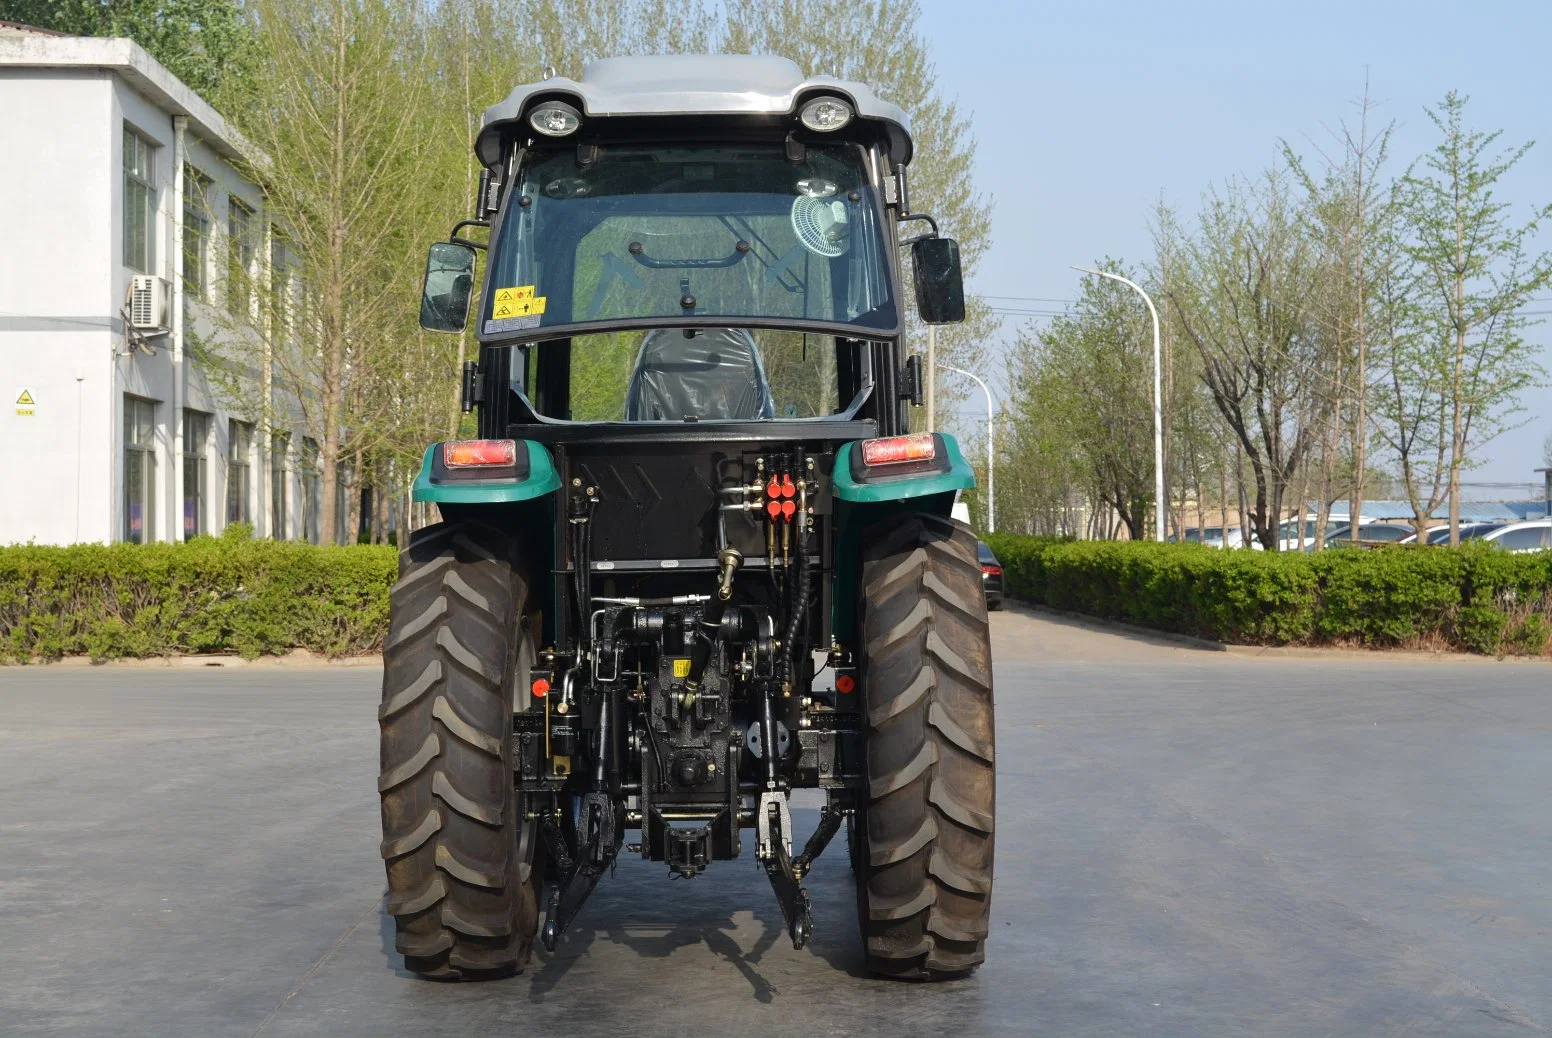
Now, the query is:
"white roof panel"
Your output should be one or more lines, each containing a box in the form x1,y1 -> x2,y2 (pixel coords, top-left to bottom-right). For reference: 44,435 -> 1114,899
477,54 -> 912,168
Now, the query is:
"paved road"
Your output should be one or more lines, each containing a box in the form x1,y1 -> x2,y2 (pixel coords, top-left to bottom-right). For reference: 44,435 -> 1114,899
1,610 -> 1549,1037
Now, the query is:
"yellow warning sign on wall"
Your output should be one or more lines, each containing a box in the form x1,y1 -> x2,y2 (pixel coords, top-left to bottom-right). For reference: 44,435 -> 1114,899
14,388 -> 36,417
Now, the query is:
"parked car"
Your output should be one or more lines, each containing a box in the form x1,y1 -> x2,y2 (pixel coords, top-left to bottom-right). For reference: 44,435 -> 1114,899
1303,522 -> 1414,550
978,541 -> 1003,610
1202,526 -> 1247,549
1275,515 -> 1377,551
1480,519 -> 1552,553
1396,522 -> 1505,545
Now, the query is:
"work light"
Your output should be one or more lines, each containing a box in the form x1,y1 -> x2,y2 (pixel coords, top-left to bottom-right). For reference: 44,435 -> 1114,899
528,100 -> 582,137
798,96 -> 853,132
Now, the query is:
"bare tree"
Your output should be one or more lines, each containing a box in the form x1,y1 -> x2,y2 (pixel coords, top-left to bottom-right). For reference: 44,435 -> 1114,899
1173,172 -> 1322,549
1285,79 -> 1395,542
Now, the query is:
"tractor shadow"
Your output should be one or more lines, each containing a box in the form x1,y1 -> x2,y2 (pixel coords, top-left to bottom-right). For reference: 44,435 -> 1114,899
523,809 -> 870,1002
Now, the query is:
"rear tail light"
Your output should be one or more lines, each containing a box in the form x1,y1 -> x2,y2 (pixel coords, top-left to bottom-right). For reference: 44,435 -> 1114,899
860,433 -> 936,466
982,565 -> 1002,577
444,439 -> 517,468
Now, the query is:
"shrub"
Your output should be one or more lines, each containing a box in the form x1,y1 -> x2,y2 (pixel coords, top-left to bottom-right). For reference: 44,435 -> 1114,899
0,537 -> 398,662
983,534 -> 1552,656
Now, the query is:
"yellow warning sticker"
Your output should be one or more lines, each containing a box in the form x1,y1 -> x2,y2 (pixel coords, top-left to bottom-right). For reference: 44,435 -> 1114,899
493,285 -> 535,304
671,658 -> 691,679
14,388 -> 36,417
491,295 -> 547,319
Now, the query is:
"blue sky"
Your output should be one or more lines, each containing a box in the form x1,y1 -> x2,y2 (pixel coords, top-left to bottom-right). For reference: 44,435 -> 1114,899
916,0 -> 1552,484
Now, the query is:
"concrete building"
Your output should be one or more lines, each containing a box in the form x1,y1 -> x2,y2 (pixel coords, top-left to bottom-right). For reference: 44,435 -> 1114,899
0,24 -> 322,546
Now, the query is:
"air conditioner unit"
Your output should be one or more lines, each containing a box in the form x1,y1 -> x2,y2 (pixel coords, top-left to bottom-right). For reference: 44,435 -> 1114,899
129,275 -> 171,331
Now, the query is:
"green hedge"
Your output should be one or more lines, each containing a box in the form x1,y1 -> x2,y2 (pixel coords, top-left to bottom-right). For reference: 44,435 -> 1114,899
983,534 -> 1552,656
7,531 -> 1548,662
0,530 -> 397,662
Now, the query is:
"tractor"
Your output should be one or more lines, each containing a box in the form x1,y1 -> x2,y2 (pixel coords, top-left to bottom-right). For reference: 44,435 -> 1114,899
379,54 -> 995,982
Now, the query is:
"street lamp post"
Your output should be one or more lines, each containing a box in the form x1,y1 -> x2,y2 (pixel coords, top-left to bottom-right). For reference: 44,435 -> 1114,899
937,363 -> 997,533
1072,266 -> 1165,542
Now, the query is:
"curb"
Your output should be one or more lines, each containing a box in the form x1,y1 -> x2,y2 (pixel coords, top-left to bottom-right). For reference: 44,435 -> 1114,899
1004,599 -> 1551,665
15,651 -> 383,669
1217,643 -> 1551,664
1005,601 -> 1227,652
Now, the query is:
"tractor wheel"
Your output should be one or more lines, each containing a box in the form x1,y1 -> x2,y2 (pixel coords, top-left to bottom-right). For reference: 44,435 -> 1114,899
855,513 -> 995,979
378,519 -> 542,980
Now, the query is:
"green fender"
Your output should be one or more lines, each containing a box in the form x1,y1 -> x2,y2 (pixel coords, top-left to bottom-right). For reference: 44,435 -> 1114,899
829,434 -> 975,503
411,440 -> 561,504
829,433 -> 977,644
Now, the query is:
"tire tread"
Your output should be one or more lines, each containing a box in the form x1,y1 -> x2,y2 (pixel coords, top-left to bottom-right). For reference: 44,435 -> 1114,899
378,519 -> 540,980
856,514 -> 995,981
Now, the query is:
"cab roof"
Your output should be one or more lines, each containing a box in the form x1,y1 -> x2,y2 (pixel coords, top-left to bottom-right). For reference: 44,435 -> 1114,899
477,54 -> 912,170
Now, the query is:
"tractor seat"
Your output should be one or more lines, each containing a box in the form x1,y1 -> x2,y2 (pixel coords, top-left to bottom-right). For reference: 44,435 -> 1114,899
624,328 -> 776,421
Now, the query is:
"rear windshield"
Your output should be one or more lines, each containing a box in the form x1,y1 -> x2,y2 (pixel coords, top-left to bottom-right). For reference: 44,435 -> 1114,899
484,143 -> 896,337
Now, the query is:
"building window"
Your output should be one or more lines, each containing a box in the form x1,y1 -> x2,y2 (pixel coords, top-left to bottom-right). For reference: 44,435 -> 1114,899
123,128 -> 156,273
228,198 -> 254,316
270,432 -> 290,540
227,419 -> 253,527
300,437 -> 322,544
182,410 -> 210,539
269,233 -> 300,341
123,396 -> 157,543
183,166 -> 212,306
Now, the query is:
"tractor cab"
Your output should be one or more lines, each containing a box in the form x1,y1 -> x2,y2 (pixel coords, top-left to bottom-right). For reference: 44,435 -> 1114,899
383,55 -> 994,984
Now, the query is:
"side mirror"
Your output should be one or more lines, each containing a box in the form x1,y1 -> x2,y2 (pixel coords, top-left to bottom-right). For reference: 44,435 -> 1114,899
420,241 -> 476,332
911,237 -> 965,324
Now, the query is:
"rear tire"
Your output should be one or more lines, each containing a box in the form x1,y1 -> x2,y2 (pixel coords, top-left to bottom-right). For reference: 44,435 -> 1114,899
855,513 -> 995,979
378,520 -> 542,980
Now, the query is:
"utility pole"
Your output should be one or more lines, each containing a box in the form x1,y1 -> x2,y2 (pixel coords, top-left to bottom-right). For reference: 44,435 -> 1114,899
938,364 -> 997,532
1073,266 -> 1165,542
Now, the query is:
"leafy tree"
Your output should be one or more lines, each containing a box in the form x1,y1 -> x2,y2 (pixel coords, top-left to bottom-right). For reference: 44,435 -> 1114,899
197,0 -> 439,545
1369,189 -> 1451,542
0,0 -> 259,110
1003,263 -> 1157,539
1399,92 -> 1551,543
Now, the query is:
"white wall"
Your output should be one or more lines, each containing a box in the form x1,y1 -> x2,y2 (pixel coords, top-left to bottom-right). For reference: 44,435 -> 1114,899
0,68 -> 116,544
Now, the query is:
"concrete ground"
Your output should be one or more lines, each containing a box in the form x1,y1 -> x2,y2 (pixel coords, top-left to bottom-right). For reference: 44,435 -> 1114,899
1,608 -> 1548,1037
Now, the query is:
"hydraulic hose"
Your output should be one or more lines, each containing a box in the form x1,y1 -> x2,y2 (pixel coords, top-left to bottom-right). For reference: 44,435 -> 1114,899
684,546 -> 742,695
779,452 -> 813,692
779,545 -> 812,692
